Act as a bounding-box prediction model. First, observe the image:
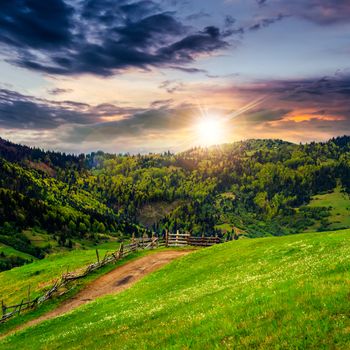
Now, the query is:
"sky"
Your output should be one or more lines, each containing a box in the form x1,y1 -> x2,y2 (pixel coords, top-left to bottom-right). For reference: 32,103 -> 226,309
0,0 -> 350,154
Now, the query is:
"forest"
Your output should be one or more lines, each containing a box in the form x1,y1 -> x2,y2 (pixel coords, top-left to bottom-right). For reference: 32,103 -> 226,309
0,136 -> 349,271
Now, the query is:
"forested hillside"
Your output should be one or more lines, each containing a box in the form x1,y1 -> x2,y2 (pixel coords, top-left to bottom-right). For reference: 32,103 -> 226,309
0,136 -> 349,271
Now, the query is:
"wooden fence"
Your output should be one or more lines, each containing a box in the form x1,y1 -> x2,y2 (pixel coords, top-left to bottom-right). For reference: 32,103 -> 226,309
0,232 -> 222,324
165,231 -> 221,247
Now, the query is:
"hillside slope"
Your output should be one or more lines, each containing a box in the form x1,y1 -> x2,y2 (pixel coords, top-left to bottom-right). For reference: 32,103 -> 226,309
2,229 -> 350,349
1,135 -> 350,269
0,242 -> 120,307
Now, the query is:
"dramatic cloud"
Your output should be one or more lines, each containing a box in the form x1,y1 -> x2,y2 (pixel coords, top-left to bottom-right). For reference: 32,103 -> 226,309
0,0 -> 233,76
238,74 -> 350,103
61,104 -> 195,143
0,1 -> 348,152
2,70 -> 350,151
236,108 -> 290,124
58,74 -> 350,146
223,74 -> 350,138
260,1 -> 350,25
0,89 -> 137,129
0,0 -> 73,49
292,0 -> 350,25
0,88 -> 196,145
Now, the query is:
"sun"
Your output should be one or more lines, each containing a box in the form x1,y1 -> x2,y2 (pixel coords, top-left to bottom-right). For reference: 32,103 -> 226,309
196,118 -> 223,146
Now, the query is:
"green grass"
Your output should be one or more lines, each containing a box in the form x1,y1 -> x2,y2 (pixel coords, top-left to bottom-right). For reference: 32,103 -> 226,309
23,229 -> 120,251
72,236 -> 123,251
0,242 -> 121,307
22,230 -> 58,249
0,244 -> 36,261
214,223 -> 233,232
0,250 -> 151,336
214,223 -> 245,237
2,229 -> 350,349
307,187 -> 350,230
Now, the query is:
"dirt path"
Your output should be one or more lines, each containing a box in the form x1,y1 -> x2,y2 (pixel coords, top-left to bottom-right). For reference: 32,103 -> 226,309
2,250 -> 191,339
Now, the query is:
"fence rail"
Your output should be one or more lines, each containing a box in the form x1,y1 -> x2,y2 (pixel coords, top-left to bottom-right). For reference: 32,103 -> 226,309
1,231 -> 222,323
165,231 -> 221,247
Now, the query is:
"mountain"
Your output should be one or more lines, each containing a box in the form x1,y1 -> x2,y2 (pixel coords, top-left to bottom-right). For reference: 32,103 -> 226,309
0,136 -> 350,271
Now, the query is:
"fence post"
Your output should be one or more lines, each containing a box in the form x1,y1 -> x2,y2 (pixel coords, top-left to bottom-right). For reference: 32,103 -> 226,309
18,299 -> 24,315
132,233 -> 136,251
176,230 -> 179,246
165,230 -> 169,247
1,300 -> 6,316
119,242 -> 124,258
95,249 -> 100,263
151,232 -> 155,249
112,252 -> 118,262
27,285 -> 31,303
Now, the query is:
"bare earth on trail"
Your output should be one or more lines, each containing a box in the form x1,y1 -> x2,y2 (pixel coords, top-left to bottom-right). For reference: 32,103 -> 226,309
3,249 -> 192,338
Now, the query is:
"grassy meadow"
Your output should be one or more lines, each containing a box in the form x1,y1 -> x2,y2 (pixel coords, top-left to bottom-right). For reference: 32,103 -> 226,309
0,242 -> 165,335
0,241 -> 122,306
0,244 -> 36,262
306,187 -> 350,231
2,229 -> 350,349
0,240 -> 123,334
